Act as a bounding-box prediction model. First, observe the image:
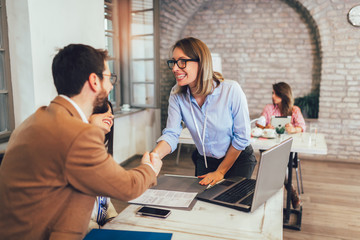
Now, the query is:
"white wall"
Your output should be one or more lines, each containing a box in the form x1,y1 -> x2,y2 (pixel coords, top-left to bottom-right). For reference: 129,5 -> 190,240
5,0 -> 161,163
6,0 -> 105,125
113,109 -> 161,164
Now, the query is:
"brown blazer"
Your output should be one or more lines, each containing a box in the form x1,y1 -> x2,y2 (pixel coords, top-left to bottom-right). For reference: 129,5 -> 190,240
0,96 -> 157,240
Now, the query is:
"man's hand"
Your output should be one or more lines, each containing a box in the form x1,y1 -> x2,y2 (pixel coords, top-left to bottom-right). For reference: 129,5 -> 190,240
141,152 -> 162,176
198,171 -> 224,186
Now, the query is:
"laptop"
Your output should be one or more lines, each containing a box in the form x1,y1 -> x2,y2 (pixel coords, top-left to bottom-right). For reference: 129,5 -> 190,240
196,137 -> 293,212
271,116 -> 291,128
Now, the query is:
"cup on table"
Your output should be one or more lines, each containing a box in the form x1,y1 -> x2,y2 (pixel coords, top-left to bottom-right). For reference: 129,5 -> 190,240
122,104 -> 130,112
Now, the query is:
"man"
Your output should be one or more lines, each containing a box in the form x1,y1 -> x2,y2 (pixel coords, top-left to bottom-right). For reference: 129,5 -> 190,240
0,44 -> 162,240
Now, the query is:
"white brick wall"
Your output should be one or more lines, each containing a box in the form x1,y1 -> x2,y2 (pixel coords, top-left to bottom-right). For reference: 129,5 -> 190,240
159,0 -> 360,163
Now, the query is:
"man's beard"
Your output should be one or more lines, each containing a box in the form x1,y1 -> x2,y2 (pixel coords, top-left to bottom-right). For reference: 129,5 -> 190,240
93,88 -> 108,113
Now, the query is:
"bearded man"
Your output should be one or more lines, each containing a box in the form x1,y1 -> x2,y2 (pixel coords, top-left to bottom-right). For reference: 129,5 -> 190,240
0,44 -> 162,240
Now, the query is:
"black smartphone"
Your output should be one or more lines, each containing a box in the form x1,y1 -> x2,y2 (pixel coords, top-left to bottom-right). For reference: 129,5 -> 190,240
136,206 -> 171,218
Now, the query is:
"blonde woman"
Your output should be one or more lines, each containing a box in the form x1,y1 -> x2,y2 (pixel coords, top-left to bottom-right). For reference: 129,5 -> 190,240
152,37 -> 256,186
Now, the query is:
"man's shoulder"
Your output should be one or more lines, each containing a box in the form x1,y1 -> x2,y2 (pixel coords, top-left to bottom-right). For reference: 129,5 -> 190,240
14,99 -> 92,142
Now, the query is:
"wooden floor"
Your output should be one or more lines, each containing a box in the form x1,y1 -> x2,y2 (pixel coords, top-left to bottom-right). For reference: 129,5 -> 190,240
113,147 -> 360,240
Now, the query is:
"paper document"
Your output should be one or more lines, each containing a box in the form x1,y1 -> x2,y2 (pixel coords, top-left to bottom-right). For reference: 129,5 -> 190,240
129,189 -> 198,208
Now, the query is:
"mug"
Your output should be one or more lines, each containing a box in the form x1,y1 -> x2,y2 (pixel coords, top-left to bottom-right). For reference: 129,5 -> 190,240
122,104 -> 130,111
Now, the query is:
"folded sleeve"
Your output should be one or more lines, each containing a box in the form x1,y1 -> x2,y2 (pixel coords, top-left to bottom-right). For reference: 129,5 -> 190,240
156,93 -> 183,153
231,83 -> 251,151
292,106 -> 306,131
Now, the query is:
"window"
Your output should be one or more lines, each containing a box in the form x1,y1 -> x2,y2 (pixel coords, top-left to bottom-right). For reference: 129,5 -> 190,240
130,0 -> 158,107
104,0 -> 120,107
0,0 -> 14,142
104,0 -> 159,110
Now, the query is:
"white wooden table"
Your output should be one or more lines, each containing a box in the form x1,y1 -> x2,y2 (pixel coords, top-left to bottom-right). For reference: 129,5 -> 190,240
176,130 -> 328,164
250,132 -> 327,155
103,188 -> 284,240
251,132 -> 327,230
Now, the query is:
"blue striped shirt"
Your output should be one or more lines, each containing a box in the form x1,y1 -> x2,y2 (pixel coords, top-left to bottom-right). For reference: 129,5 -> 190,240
157,80 -> 251,159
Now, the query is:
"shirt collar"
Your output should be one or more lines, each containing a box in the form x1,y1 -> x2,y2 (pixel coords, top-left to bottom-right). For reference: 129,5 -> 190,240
186,80 -> 222,100
59,95 -> 89,123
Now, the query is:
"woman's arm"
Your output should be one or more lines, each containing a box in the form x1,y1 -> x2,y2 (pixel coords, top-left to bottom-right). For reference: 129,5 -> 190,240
155,90 -> 184,157
285,124 -> 303,133
198,145 -> 241,186
152,140 -> 172,160
287,106 -> 306,133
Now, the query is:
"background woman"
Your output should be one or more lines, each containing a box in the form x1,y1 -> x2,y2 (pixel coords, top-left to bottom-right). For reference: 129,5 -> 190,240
152,37 -> 256,186
261,82 -> 306,133
259,82 -> 305,208
88,100 -> 118,230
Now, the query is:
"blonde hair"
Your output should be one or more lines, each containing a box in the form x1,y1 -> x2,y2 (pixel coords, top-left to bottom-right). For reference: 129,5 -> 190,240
171,37 -> 224,95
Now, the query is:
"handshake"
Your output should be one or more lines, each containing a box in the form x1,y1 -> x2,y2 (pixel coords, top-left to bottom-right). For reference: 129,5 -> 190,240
141,151 -> 163,176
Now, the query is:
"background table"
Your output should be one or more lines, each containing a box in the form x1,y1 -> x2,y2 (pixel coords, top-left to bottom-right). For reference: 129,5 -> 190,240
250,132 -> 327,155
251,132 -> 327,230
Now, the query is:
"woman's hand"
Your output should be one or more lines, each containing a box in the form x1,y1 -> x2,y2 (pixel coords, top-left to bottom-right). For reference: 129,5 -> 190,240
198,171 -> 224,186
285,123 -> 297,134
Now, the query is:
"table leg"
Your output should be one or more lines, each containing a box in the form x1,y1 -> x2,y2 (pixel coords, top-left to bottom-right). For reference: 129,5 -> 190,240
176,143 -> 182,165
283,152 -> 302,230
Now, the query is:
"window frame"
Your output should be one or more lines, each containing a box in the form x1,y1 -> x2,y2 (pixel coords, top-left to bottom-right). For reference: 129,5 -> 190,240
105,0 -> 159,110
0,0 -> 14,143
129,0 -> 159,108
104,0 -> 121,110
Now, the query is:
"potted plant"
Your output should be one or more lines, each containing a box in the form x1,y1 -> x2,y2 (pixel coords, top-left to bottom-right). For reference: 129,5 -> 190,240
294,90 -> 319,119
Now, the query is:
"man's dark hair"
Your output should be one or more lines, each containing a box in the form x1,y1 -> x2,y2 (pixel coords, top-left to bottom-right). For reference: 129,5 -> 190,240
52,44 -> 109,97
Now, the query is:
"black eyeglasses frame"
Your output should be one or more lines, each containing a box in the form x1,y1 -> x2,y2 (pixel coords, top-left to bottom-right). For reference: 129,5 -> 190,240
167,59 -> 199,70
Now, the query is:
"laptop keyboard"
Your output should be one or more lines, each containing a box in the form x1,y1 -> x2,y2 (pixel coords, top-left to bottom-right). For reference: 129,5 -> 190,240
214,179 -> 256,204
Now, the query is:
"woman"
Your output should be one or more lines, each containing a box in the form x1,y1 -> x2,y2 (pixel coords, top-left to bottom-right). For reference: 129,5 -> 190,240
88,100 -> 118,230
152,37 -> 256,186
260,82 -> 305,208
261,82 -> 306,133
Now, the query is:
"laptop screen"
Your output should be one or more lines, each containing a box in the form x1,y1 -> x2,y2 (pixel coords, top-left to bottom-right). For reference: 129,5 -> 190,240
251,137 -> 293,211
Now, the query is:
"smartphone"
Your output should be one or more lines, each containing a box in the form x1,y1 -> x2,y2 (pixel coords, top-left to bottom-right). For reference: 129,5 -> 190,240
136,206 -> 171,218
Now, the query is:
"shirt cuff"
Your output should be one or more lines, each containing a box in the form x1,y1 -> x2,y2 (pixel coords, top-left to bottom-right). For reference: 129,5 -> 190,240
144,163 -> 156,174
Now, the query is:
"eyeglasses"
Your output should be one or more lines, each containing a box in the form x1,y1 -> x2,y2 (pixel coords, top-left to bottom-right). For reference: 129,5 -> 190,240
167,59 -> 199,69
103,73 -> 117,85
